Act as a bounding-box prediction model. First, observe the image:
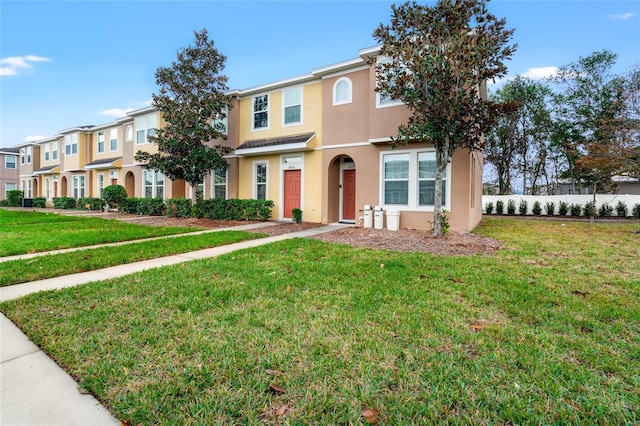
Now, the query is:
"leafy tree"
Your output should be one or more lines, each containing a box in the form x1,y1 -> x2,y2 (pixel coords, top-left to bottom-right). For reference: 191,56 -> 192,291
135,29 -> 232,203
373,0 -> 516,235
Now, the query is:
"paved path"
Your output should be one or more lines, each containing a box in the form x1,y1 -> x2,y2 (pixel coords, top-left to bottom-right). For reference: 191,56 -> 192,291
1,222 -> 351,425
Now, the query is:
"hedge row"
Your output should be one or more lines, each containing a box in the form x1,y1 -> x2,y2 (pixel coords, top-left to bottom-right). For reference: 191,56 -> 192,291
485,199 -> 640,218
122,197 -> 274,221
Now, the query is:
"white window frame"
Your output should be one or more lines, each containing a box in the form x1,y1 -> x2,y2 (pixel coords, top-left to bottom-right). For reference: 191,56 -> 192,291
20,149 -> 25,164
97,131 -> 105,153
282,86 -> 302,127
252,94 -> 269,131
52,142 -> 58,160
213,110 -> 228,136
45,177 -> 50,199
44,144 -> 50,161
72,175 -> 85,199
212,169 -> 227,199
253,161 -> 268,200
21,179 -> 32,198
379,149 -> 450,211
98,173 -> 105,198
135,113 -> 158,145
5,155 -> 16,169
333,77 -> 353,105
109,128 -> 118,151
126,125 -> 133,142
26,146 -> 32,164
376,57 -> 404,109
109,169 -> 118,185
65,134 -> 78,156
5,182 -> 17,198
142,169 -> 165,199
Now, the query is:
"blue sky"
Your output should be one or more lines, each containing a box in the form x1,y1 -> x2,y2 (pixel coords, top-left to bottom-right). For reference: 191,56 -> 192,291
1,0 -> 639,149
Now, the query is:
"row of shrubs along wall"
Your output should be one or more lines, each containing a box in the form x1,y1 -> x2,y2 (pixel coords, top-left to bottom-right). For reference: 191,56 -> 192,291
2,189 -> 275,221
483,194 -> 640,218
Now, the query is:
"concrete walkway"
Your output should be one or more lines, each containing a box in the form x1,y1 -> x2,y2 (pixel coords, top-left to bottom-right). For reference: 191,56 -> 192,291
1,222 -> 351,425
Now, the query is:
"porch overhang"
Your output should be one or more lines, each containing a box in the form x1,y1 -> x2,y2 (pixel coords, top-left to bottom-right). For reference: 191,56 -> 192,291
235,133 -> 315,157
84,157 -> 123,170
33,165 -> 60,175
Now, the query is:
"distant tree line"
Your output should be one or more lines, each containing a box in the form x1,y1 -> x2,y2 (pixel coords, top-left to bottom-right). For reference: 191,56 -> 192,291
484,50 -> 640,195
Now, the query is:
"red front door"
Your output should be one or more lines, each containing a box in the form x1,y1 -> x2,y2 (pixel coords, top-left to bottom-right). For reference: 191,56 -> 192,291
342,169 -> 356,220
283,170 -> 301,218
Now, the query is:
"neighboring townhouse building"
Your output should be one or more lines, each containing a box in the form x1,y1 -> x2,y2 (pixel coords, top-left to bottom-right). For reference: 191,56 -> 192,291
16,142 -> 40,199
59,126 -> 94,199
34,136 -> 62,203
0,147 -> 20,200
85,123 -> 124,199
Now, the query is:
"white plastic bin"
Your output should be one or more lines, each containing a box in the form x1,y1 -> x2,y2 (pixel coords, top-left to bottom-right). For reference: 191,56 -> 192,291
374,206 -> 384,230
386,210 -> 400,231
363,205 -> 373,228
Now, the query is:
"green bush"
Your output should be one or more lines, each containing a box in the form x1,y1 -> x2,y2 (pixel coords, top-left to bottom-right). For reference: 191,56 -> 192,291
32,197 -> 47,208
195,198 -> 274,221
292,208 -> 303,223
583,201 -> 597,218
569,203 -> 582,217
545,202 -> 556,216
496,200 -> 504,215
532,201 -> 542,215
78,197 -> 105,211
485,202 -> 494,215
166,198 -> 193,218
598,203 -> 613,217
102,185 -> 128,208
518,200 -> 528,215
6,190 -> 23,207
507,200 -> 516,215
53,197 -> 77,209
632,203 -> 640,219
0,200 -> 8,207
616,201 -> 628,217
559,201 -> 569,216
122,198 -> 165,216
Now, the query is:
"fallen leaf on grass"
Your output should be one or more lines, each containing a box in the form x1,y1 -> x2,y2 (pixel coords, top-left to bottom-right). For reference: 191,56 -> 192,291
276,404 -> 288,417
470,323 -> 485,332
269,383 -> 286,395
362,408 -> 379,424
265,369 -> 283,377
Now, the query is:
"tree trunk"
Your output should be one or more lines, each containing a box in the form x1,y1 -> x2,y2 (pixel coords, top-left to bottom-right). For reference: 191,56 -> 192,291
433,139 -> 449,236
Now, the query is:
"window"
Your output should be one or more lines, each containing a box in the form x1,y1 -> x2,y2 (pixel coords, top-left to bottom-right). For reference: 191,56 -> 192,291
72,175 -> 85,199
384,153 -> 410,205
52,142 -> 58,160
213,110 -> 228,135
110,170 -> 118,185
376,57 -> 404,108
5,155 -> 16,169
283,87 -> 302,126
20,149 -> 25,164
26,147 -> 32,164
333,77 -> 352,105
254,162 -> 267,200
98,173 -> 105,198
381,150 -> 448,209
97,131 -> 105,153
212,169 -> 227,199
44,144 -> 50,161
135,113 -> 158,144
143,169 -> 164,199
45,178 -> 50,199
65,134 -> 78,155
253,94 -> 269,130
126,125 -> 133,142
21,179 -> 32,197
5,182 -> 17,198
110,129 -> 118,151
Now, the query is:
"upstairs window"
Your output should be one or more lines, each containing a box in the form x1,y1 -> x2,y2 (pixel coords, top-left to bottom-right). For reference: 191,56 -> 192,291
110,128 -> 118,151
333,77 -> 352,105
65,134 -> 78,155
20,149 -> 25,164
97,131 -> 105,153
126,125 -> 133,142
52,142 -> 58,160
5,155 -> 16,169
253,94 -> 269,130
44,144 -> 50,161
26,146 -> 32,164
135,113 -> 158,144
283,87 -> 302,126
213,109 -> 228,135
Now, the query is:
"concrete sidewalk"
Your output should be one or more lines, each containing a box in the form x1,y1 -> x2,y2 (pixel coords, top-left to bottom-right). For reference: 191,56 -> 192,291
1,223 -> 351,425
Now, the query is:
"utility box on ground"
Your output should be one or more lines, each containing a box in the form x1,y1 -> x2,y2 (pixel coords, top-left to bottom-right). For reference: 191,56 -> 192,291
386,210 -> 400,231
374,206 -> 384,230
363,205 -> 373,228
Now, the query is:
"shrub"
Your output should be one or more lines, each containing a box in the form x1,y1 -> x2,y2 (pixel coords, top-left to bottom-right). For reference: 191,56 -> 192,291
0,200 -> 8,207
32,197 -> 47,208
496,200 -> 504,215
122,198 -> 165,216
518,200 -> 529,215
507,200 -> 516,215
78,197 -> 105,211
102,185 -> 128,208
569,203 -> 582,217
632,203 -> 640,218
292,208 -> 303,223
195,198 -> 274,221
166,198 -> 193,218
545,202 -> 556,216
532,201 -> 542,215
559,201 -> 569,216
53,197 -> 77,209
6,190 -> 23,207
583,201 -> 597,218
616,201 -> 628,217
485,202 -> 494,215
598,203 -> 613,217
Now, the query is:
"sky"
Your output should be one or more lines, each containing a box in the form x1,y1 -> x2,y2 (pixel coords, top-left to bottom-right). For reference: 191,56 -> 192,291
1,0 -> 639,149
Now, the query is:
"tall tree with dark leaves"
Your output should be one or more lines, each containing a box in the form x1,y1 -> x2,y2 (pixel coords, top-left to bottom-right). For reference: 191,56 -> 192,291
135,29 -> 232,203
373,0 -> 516,235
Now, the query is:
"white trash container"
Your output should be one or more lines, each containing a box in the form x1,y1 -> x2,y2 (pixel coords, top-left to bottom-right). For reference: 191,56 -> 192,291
386,210 -> 400,231
363,205 -> 373,228
374,206 -> 384,230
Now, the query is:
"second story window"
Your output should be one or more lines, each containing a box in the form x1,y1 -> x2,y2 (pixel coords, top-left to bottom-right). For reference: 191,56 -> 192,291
5,155 -> 16,169
253,94 -> 269,130
213,109 -> 228,135
333,77 -> 352,105
52,142 -> 58,160
126,125 -> 133,142
20,149 -> 25,164
135,113 -> 158,144
65,134 -> 78,155
44,144 -> 50,161
110,129 -> 118,151
26,146 -> 32,164
283,87 -> 302,126
98,131 -> 105,153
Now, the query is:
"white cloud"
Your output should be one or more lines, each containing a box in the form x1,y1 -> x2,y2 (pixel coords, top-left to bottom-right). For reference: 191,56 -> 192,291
0,55 -> 51,76
521,66 -> 559,80
99,108 -> 134,117
24,135 -> 49,142
610,12 -> 635,20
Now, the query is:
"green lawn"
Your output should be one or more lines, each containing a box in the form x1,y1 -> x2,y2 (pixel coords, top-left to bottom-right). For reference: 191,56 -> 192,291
1,217 -> 638,425
0,209 -> 200,256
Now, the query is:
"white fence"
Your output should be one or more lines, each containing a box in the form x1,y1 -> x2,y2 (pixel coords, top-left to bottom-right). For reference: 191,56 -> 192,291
482,194 -> 640,217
